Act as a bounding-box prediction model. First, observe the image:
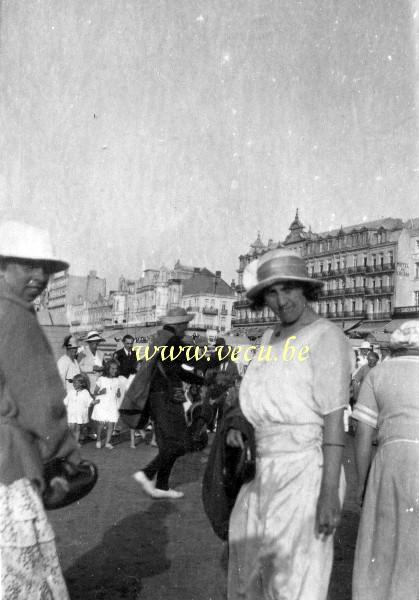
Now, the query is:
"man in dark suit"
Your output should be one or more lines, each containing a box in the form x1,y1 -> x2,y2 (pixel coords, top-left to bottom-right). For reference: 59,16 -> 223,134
115,334 -> 137,378
133,308 -> 203,499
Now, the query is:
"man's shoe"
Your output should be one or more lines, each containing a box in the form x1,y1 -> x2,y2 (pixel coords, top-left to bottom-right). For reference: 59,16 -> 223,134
132,471 -> 156,496
151,488 -> 184,500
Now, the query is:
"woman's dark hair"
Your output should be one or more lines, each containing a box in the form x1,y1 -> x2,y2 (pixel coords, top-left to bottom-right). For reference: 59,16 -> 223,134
103,358 -> 120,377
248,281 -> 320,311
63,334 -> 73,348
72,373 -> 89,389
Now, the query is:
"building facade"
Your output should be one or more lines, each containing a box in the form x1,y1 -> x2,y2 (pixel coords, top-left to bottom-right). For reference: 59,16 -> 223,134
46,270 -> 106,322
233,212 -> 419,338
180,268 -> 236,334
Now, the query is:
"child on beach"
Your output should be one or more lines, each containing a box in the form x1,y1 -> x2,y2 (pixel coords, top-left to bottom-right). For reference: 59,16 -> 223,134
64,373 -> 97,445
92,359 -> 122,449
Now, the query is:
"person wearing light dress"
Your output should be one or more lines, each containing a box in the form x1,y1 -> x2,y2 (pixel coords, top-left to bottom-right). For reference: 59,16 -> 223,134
226,249 -> 351,600
352,320 -> 419,600
92,359 -> 122,449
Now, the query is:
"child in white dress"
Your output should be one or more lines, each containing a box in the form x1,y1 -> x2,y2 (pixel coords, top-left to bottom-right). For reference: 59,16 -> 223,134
63,373 -> 96,445
92,359 -> 122,449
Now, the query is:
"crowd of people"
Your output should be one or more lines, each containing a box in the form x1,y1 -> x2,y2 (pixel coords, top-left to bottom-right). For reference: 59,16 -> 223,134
0,221 -> 418,600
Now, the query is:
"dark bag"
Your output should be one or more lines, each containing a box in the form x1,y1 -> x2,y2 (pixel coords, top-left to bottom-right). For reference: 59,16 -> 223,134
202,426 -> 234,540
119,329 -> 174,429
202,403 -> 256,541
43,458 -> 98,510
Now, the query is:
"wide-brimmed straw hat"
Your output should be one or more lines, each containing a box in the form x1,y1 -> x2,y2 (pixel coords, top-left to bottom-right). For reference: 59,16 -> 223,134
85,330 -> 105,343
0,221 -> 69,273
244,249 -> 323,301
161,307 -> 194,324
389,320 -> 419,350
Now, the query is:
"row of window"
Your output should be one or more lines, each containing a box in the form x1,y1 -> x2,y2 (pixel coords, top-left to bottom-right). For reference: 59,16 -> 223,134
322,276 -> 392,291
308,251 -> 394,274
305,230 -> 390,255
314,299 -> 391,312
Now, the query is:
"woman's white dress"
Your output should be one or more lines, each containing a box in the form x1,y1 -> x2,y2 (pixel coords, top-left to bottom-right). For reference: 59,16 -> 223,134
91,376 -> 122,423
352,355 -> 419,599
228,318 -> 351,600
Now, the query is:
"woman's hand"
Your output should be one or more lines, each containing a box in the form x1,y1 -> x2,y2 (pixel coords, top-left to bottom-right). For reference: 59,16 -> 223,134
315,489 -> 341,538
226,428 -> 245,449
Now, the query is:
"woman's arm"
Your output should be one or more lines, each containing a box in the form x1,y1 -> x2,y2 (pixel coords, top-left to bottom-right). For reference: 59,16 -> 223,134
354,420 -> 374,505
316,408 -> 345,537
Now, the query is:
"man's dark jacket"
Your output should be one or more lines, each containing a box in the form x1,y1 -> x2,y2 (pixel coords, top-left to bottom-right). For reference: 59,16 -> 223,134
114,347 -> 138,378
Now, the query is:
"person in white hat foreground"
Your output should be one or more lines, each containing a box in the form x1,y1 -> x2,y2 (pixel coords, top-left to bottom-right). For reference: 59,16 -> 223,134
352,320 -> 419,600
225,249 -> 352,600
132,307 -> 204,499
0,221 -> 81,599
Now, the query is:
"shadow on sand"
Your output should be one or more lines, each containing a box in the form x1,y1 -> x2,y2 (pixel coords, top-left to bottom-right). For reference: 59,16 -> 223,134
65,502 -> 175,600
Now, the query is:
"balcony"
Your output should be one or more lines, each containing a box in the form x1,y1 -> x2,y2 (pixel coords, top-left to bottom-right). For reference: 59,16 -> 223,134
203,307 -> 218,316
381,262 -> 395,272
365,286 -> 394,296
329,289 -> 344,297
234,300 -> 250,309
356,265 -> 367,273
344,287 -> 356,296
321,269 -> 336,279
220,308 -> 228,315
366,262 -> 395,274
233,316 -> 279,326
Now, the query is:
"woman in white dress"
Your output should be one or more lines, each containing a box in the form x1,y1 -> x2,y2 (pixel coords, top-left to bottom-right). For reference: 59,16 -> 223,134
352,320 -> 419,599
92,359 -> 122,449
226,249 -> 351,600
56,335 -> 81,393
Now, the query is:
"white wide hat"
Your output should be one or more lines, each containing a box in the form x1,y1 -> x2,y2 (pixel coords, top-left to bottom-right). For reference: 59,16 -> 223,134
0,221 -> 69,273
244,248 -> 323,301
85,330 -> 105,343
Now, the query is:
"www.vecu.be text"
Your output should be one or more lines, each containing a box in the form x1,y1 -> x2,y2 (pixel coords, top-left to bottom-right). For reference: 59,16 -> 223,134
132,337 -> 310,364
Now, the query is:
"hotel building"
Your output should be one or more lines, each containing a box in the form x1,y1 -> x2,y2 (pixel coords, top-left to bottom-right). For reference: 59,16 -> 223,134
233,212 -> 419,338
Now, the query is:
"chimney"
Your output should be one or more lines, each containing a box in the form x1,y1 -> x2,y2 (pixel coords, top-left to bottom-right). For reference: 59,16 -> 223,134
194,267 -> 200,273
215,270 -> 221,278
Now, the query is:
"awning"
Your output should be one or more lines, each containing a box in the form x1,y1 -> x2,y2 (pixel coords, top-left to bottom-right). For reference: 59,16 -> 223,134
353,322 -> 390,334
365,331 -> 391,345
341,320 -> 363,333
384,319 -> 409,334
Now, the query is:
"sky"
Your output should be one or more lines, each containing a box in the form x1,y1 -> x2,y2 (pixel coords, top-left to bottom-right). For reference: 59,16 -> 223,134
0,0 -> 418,290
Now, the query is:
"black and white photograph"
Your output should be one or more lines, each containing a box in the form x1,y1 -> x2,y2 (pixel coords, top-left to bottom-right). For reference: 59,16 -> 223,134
0,1 -> 418,599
